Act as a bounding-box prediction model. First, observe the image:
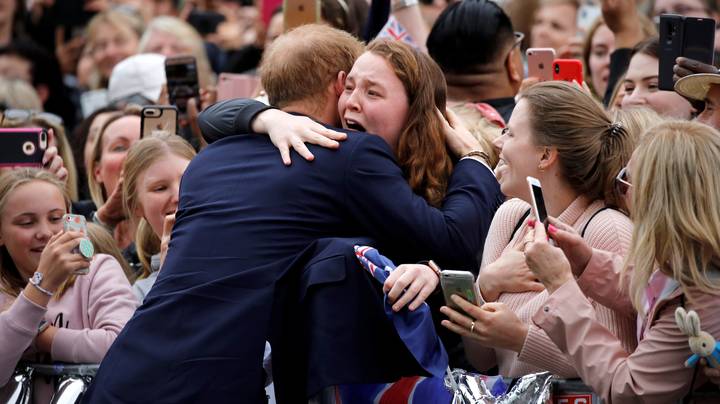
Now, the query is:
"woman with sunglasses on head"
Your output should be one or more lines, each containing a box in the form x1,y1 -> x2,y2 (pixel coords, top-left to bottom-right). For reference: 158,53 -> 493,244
519,120 -> 720,403
440,81 -> 640,378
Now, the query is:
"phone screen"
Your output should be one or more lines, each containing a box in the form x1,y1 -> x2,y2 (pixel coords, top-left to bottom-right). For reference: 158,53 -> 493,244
166,59 -> 199,115
440,271 -> 483,314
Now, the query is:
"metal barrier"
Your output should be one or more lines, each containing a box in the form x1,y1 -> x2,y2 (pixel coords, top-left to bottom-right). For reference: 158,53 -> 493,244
1,363 -> 98,404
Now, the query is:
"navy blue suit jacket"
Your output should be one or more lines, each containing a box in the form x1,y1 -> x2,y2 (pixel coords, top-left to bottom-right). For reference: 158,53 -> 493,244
84,101 -> 502,403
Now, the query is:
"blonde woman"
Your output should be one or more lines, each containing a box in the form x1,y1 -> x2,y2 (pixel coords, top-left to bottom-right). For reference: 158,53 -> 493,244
85,10 -> 144,89
521,120 -> 720,403
87,106 -> 142,250
138,16 -> 215,88
121,133 -> 196,302
441,81 -> 637,378
0,169 -> 137,402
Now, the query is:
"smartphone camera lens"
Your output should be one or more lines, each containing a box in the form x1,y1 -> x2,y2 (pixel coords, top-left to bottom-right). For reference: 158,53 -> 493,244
554,63 -> 560,74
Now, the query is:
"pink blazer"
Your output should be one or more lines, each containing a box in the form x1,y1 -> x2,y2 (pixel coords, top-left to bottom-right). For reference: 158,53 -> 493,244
533,249 -> 720,404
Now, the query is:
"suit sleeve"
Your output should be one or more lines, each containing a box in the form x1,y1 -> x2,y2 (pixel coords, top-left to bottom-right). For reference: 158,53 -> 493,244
343,135 -> 503,269
198,98 -> 274,144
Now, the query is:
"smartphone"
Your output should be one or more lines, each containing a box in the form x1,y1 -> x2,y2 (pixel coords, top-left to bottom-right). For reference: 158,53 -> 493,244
0,128 -> 48,168
141,106 -> 179,138
217,73 -> 261,101
63,214 -> 93,275
440,270 -> 484,315
165,56 -> 200,119
283,0 -> 320,31
577,2 -> 602,34
527,48 -> 556,82
659,14 -> 716,91
552,59 -> 584,84
527,176 -> 548,227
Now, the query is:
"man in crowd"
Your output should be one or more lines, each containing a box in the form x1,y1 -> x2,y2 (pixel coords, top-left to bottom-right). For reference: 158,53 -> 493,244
85,24 -> 502,403
426,0 -> 523,122
676,72 -> 720,130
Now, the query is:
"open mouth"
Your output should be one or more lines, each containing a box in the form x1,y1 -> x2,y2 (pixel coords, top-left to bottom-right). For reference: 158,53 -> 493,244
344,119 -> 366,132
30,246 -> 45,253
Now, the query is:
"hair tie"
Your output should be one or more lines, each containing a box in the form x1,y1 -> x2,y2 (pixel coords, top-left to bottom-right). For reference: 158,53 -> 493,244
610,121 -> 623,137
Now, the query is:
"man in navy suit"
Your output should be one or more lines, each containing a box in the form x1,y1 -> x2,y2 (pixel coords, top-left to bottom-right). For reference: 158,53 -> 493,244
85,24 -> 502,403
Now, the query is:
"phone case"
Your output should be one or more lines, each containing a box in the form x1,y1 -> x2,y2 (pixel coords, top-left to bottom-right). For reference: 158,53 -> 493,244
283,0 -> 320,30
682,17 -> 715,66
659,14 -> 686,91
527,48 -> 556,82
165,56 -> 200,115
0,128 -> 48,167
552,59 -> 584,84
141,106 -> 179,138
63,214 -> 88,236
217,73 -> 261,101
527,176 -> 548,225
440,271 -> 482,313
63,214 -> 93,274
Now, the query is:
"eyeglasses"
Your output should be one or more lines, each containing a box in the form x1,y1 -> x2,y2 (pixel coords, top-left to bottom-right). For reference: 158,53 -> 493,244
0,109 -> 64,127
615,166 -> 632,195
512,32 -> 525,50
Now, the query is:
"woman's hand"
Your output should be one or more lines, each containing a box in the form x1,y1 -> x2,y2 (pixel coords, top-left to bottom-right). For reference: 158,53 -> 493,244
601,0 -> 643,48
479,244 -> 545,302
440,296 -> 529,353
96,176 -> 126,228
253,109 -> 348,165
35,231 -> 90,291
545,217 -> 592,277
383,262 -> 440,312
524,220 -> 574,293
438,108 -> 482,158
159,213 -> 176,269
42,129 -> 68,182
700,358 -> 720,386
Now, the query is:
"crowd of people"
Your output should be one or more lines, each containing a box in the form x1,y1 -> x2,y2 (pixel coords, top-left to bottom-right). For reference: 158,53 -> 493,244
1,0 -> 720,403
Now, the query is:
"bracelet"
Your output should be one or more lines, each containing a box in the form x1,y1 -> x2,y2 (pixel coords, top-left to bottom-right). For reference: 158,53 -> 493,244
461,150 -> 490,163
28,274 -> 54,297
392,0 -> 419,12
426,260 -> 442,278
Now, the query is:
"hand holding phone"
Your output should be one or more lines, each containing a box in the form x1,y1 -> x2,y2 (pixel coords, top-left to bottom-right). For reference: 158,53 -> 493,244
659,14 -> 715,91
62,214 -> 94,275
440,270 -> 484,315
141,106 -> 179,138
0,128 -> 48,168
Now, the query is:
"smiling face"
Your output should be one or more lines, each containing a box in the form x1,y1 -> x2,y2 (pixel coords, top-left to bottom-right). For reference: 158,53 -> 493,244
621,53 -> 694,119
94,115 -> 141,197
135,153 -> 190,237
92,24 -> 140,80
493,99 -> 544,202
338,51 -> 409,151
0,181 -> 67,278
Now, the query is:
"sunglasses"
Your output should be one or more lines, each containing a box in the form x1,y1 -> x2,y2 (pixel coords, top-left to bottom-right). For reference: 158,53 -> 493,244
615,167 -> 632,195
0,109 -> 64,127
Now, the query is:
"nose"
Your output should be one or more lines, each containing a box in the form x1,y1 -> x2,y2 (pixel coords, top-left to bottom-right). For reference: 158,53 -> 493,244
345,89 -> 362,112
493,133 -> 505,150
622,88 -> 646,108
169,183 -> 180,210
35,220 -> 54,241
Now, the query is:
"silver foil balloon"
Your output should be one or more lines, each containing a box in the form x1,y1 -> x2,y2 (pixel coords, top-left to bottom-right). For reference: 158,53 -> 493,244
0,366 -> 33,404
49,375 -> 93,404
444,369 -> 553,404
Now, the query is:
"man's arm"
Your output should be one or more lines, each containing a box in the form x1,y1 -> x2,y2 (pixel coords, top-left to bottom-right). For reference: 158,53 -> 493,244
344,135 -> 503,269
198,99 -> 273,144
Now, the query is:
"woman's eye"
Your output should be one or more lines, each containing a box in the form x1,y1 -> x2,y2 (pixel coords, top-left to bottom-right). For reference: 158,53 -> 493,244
153,186 -> 167,192
49,216 -> 63,223
110,144 -> 128,152
368,90 -> 380,97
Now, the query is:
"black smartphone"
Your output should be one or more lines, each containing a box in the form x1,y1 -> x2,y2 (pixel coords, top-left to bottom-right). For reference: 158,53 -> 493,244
165,56 -> 200,119
659,14 -> 715,91
0,128 -> 48,167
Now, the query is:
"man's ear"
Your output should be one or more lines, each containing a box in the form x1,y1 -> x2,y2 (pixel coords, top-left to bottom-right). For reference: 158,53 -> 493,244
506,49 -> 523,85
334,71 -> 347,96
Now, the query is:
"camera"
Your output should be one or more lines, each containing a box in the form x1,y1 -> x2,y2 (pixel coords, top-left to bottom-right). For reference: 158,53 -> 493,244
554,63 -> 560,74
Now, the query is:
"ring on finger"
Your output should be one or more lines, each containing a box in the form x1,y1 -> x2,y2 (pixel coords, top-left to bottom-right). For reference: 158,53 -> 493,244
469,321 -> 475,333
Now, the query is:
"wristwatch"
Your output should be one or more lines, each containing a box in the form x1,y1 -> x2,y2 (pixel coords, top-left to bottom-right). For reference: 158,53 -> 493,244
29,272 -> 54,297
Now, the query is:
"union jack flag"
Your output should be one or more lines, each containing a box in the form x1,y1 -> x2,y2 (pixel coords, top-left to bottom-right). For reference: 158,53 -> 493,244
377,16 -> 417,48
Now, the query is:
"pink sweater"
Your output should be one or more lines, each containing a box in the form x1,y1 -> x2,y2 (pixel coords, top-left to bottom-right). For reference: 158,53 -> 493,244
467,196 -> 637,377
0,254 -> 138,394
